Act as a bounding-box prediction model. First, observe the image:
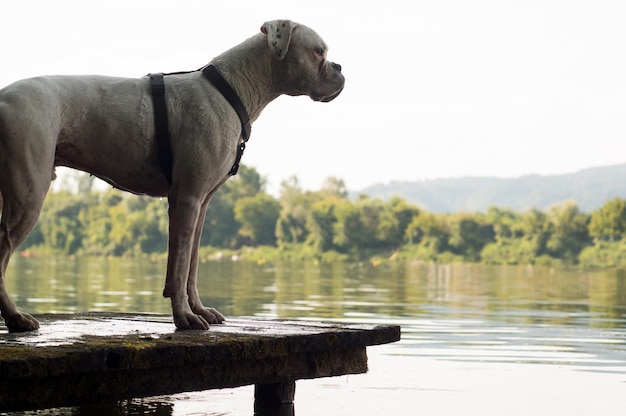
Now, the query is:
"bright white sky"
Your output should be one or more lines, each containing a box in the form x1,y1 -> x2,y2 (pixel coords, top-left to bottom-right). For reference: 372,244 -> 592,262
2,0 -> 625,195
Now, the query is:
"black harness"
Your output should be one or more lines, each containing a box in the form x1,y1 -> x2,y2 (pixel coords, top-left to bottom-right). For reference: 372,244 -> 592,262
148,65 -> 252,186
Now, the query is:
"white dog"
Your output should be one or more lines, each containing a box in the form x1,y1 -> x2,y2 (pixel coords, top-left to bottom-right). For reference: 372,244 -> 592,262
0,20 -> 344,332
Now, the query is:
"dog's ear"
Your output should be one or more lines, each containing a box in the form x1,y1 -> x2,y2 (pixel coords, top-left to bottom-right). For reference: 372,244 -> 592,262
261,20 -> 297,60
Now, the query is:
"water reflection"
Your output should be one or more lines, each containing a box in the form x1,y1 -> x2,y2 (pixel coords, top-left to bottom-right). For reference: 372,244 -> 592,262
8,258 -> 626,328
4,257 -> 626,415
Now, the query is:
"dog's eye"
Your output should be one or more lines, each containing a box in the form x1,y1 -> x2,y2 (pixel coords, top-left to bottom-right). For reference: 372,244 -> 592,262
314,47 -> 324,58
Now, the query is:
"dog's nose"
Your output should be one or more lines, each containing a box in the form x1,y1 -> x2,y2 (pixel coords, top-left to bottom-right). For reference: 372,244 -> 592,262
332,62 -> 342,72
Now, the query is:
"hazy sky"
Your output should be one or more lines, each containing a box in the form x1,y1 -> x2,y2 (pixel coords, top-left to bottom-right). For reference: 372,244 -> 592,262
2,0 -> 625,194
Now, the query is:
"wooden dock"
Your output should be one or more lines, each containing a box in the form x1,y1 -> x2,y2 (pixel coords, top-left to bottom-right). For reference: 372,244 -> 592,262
0,313 -> 400,412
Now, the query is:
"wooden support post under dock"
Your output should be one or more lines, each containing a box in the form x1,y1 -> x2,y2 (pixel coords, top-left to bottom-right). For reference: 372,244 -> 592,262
0,313 -> 400,412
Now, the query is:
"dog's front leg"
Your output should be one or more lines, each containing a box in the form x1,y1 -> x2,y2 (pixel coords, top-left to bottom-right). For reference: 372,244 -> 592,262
187,194 -> 225,324
163,192 -> 210,330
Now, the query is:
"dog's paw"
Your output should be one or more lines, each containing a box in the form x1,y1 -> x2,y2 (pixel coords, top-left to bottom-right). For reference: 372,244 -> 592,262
196,307 -> 226,325
173,312 -> 210,331
5,312 -> 40,333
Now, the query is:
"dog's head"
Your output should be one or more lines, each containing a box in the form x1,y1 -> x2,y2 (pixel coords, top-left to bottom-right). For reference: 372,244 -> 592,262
261,20 -> 344,102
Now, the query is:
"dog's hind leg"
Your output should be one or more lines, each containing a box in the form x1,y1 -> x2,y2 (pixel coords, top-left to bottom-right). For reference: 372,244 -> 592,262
0,197 -> 45,331
0,134 -> 53,332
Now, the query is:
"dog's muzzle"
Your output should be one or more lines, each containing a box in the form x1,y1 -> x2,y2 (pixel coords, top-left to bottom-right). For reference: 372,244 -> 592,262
312,62 -> 344,102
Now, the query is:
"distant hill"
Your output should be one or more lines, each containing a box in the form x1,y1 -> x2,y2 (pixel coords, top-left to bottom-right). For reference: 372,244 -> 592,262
359,164 -> 626,213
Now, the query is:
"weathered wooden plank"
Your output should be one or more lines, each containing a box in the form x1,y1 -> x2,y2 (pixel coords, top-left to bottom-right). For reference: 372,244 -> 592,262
0,313 -> 400,411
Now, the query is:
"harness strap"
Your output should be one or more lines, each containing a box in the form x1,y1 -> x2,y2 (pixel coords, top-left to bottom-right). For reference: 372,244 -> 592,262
202,65 -> 251,175
148,66 -> 252,183
148,73 -> 173,185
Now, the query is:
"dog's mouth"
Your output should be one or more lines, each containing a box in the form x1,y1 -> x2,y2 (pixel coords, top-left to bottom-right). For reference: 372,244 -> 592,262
311,85 -> 344,102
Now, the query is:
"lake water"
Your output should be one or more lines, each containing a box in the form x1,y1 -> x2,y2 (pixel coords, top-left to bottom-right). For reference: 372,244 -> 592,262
3,256 -> 626,415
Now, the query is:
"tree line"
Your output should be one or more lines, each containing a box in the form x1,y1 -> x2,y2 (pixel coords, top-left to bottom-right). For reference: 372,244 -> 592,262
18,166 -> 626,267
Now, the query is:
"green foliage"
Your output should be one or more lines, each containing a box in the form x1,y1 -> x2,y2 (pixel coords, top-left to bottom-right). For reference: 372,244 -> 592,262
448,214 -> 495,261
579,240 -> 626,267
389,197 -> 421,245
481,238 -> 549,265
589,198 -> 626,241
234,194 -> 280,246
11,168 -> 626,267
332,199 -> 365,252
306,199 -> 337,252
202,165 -> 264,248
485,206 -> 521,240
37,191 -> 88,254
275,176 -> 318,245
544,201 -> 590,262
404,212 -> 449,251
